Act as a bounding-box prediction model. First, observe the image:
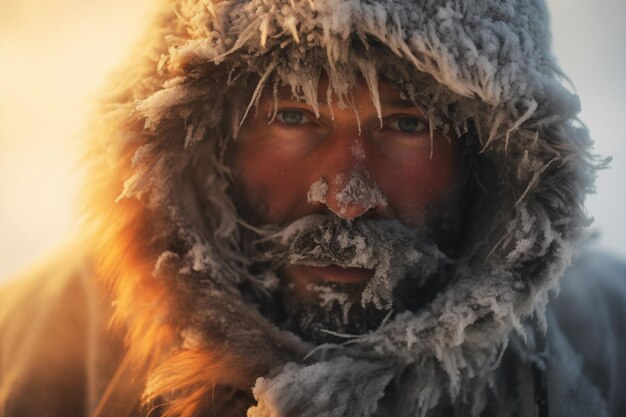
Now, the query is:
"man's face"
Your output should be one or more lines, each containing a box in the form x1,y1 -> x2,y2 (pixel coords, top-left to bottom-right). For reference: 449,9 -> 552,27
229,77 -> 465,341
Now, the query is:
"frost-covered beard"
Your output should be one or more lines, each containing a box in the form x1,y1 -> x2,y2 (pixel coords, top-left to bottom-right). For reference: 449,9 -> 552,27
255,214 -> 447,343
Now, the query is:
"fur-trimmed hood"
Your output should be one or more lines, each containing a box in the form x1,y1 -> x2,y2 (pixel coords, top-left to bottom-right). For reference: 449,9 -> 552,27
85,0 -> 598,416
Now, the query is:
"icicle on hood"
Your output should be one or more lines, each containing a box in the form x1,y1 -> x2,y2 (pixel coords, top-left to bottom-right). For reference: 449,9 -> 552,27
85,0 -> 598,415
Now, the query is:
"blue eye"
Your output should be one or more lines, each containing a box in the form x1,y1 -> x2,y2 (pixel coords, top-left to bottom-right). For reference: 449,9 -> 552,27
277,110 -> 307,125
390,117 -> 426,133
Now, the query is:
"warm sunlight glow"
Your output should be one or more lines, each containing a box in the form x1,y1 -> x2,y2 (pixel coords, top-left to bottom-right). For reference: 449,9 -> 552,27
0,0 -> 152,279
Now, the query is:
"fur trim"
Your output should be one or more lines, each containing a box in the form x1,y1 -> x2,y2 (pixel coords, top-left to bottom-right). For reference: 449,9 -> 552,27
84,0 -> 599,415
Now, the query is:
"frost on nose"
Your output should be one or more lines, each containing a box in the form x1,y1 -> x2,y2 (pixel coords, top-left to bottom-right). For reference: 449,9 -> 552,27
334,169 -> 388,217
307,178 -> 328,205
307,170 -> 388,219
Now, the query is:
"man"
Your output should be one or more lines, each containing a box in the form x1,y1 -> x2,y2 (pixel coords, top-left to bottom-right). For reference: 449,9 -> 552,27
1,0 -> 625,416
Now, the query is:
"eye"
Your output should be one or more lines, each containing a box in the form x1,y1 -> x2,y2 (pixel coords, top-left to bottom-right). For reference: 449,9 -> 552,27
389,116 -> 427,133
276,110 -> 310,125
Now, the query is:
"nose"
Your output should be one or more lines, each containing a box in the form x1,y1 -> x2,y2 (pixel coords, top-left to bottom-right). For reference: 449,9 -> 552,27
323,169 -> 387,219
307,139 -> 387,219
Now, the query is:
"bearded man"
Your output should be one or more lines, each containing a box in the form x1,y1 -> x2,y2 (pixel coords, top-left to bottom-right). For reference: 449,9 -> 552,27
1,0 -> 625,416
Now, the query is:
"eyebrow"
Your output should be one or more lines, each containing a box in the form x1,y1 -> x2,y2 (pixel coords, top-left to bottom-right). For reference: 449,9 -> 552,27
384,99 -> 421,109
271,96 -> 420,110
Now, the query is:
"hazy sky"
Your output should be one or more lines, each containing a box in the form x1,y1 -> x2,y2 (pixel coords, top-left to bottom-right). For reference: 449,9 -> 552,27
549,0 -> 626,259
1,0 -> 625,279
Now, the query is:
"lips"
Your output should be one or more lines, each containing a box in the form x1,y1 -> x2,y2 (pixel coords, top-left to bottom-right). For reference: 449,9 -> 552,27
292,264 -> 374,284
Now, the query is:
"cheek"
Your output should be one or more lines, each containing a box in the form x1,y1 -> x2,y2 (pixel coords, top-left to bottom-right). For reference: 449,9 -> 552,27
230,144 -> 310,224
377,142 -> 463,226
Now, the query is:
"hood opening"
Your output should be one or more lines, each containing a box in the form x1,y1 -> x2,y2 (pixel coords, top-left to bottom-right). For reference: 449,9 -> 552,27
85,1 -> 601,415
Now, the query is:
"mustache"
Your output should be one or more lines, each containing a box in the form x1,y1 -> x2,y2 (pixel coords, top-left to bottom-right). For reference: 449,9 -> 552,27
252,214 -> 447,309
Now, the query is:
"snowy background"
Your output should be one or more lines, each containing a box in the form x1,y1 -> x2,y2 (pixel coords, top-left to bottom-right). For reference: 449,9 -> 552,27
1,0 -> 625,281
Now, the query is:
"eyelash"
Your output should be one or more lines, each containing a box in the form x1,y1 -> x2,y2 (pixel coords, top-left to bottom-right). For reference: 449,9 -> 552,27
275,110 -> 312,126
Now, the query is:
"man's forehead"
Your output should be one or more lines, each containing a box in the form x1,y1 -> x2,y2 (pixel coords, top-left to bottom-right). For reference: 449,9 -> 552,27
264,76 -> 416,109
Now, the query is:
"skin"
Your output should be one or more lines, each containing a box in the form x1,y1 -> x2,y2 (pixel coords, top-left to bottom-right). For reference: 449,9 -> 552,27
229,76 -> 465,290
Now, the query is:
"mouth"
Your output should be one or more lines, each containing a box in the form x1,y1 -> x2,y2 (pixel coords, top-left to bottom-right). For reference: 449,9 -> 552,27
286,264 -> 374,284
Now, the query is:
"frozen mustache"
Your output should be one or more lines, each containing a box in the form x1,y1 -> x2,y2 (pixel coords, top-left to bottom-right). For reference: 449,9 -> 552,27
256,214 -> 447,309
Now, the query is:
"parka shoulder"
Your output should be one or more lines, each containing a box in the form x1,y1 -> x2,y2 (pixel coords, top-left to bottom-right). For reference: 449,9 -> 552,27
550,250 -> 626,416
0,242 -> 127,417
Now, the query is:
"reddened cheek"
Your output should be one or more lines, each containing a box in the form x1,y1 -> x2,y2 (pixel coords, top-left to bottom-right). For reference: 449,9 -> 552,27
232,153 -> 318,224
369,137 -> 462,223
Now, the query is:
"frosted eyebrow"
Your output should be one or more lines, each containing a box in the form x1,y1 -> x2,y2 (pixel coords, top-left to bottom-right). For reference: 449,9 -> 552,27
382,99 -> 421,110
269,98 -> 417,109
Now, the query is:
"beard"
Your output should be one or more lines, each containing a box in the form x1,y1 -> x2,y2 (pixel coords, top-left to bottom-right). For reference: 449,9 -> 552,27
249,214 -> 450,344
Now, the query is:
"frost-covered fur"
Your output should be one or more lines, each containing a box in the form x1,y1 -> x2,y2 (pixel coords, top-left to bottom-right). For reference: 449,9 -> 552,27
85,0 -> 598,416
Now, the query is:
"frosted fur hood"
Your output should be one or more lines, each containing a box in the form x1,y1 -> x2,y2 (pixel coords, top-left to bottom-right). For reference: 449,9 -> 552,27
86,0 -> 598,416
